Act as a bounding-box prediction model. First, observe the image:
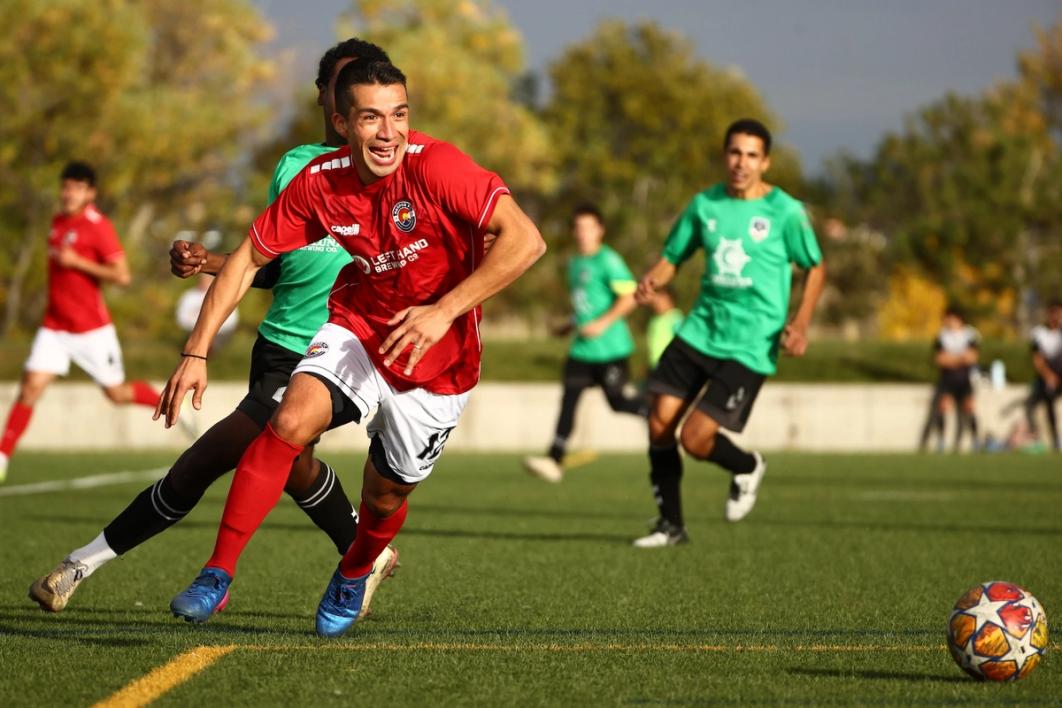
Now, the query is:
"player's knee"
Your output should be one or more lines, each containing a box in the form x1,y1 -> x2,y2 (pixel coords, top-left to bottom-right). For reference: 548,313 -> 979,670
102,385 -> 129,404
270,405 -> 320,446
679,425 -> 714,459
361,488 -> 405,518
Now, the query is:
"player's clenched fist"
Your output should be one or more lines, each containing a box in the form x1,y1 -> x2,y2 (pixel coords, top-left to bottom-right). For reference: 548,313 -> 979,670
170,240 -> 207,278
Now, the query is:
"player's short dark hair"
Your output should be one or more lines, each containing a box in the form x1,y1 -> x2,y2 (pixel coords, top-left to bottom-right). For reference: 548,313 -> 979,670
944,304 -> 965,321
60,161 -> 96,186
1047,299 -> 1062,310
334,60 -> 408,117
315,38 -> 390,89
571,202 -> 604,226
724,118 -> 772,155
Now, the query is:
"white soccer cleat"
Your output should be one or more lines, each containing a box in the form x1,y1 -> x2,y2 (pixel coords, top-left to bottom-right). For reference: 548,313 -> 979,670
632,518 -> 689,548
0,452 -> 7,484
357,545 -> 399,622
28,557 -> 90,612
522,456 -> 563,483
725,451 -> 767,522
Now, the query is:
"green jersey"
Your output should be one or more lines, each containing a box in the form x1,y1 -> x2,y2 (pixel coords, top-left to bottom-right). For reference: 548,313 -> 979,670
256,143 -> 353,354
663,184 -> 821,375
567,244 -> 637,362
647,308 -> 683,368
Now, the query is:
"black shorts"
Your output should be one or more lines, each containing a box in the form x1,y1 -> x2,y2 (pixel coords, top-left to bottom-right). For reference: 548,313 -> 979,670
563,356 -> 632,390
935,375 -> 974,403
647,337 -> 765,432
235,334 -> 358,430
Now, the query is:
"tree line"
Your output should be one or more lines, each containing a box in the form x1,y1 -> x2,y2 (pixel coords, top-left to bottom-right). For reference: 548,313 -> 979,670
2,0 -> 1060,345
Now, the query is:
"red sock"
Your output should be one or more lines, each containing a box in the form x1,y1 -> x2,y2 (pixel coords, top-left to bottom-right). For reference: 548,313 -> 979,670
206,424 -> 303,576
1,402 -> 33,458
129,380 -> 160,407
339,499 -> 408,579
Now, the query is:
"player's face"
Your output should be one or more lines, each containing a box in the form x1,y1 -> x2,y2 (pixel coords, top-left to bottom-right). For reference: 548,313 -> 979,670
1048,306 -> 1062,328
724,134 -> 770,193
345,82 -> 409,184
59,179 -> 95,215
319,57 -> 355,143
572,214 -> 604,255
943,313 -> 963,330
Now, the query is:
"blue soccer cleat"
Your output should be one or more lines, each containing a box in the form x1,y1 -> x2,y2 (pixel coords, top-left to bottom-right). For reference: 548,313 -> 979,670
315,565 -> 369,638
170,567 -> 232,623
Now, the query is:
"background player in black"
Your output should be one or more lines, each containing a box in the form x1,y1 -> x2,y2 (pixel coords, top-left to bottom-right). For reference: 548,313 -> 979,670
1025,300 -> 1062,451
920,305 -> 980,453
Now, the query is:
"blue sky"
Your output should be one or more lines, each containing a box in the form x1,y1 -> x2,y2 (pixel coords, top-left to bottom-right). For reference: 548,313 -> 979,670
254,0 -> 1060,173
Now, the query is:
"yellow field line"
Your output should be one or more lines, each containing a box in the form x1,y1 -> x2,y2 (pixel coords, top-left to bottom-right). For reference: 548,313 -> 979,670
94,641 -> 1062,706
93,645 -> 237,708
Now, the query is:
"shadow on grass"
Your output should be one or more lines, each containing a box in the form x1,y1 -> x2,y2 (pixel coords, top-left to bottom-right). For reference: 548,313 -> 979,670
786,666 -> 967,684
27,515 -> 636,544
756,517 -> 1062,537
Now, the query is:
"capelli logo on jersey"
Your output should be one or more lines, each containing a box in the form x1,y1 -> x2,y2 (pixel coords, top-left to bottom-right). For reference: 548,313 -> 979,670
392,200 -> 416,233
330,223 -> 360,237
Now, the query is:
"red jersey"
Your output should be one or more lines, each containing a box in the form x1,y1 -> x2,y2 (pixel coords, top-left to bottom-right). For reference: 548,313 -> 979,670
43,205 -> 124,333
249,131 -> 510,394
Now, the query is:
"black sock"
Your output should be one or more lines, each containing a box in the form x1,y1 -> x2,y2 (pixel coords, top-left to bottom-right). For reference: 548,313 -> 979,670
705,433 -> 756,474
288,460 -> 358,555
547,436 -> 566,464
103,473 -> 203,555
649,443 -> 684,527
966,413 -> 979,448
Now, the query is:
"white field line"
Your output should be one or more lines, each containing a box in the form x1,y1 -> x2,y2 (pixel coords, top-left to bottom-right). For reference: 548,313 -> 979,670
0,467 -> 168,498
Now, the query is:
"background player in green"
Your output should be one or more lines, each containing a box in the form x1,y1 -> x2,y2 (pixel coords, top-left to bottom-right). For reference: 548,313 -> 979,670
633,118 -> 826,547
524,203 -> 647,483
28,39 -> 398,614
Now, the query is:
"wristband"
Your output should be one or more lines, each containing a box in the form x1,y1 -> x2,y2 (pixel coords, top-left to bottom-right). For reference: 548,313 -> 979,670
181,352 -> 208,361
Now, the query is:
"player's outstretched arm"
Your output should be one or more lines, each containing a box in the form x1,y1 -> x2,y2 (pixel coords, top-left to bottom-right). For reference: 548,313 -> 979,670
782,261 -> 826,357
155,237 -> 272,427
636,259 -> 677,305
380,194 -> 546,374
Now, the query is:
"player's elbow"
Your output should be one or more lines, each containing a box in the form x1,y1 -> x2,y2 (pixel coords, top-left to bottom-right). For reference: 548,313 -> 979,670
528,226 -> 547,262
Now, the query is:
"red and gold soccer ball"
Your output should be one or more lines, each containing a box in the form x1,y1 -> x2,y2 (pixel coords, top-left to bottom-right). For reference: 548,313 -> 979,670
948,581 -> 1048,681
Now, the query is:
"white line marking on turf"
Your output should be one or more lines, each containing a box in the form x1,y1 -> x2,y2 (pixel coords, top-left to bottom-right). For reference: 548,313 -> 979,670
853,490 -> 957,502
0,467 -> 168,498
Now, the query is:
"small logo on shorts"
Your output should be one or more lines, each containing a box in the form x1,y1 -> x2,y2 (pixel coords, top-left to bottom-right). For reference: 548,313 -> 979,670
725,387 -> 746,411
392,200 -> 416,233
306,341 -> 329,358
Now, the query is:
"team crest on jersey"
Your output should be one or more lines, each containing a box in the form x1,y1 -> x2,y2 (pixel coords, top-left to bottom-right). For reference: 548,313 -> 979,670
353,255 -> 371,274
392,200 -> 416,233
305,341 -> 329,358
63,230 -> 78,245
749,217 -> 771,242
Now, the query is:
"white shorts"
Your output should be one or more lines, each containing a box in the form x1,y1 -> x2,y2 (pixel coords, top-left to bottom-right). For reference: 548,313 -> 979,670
293,322 -> 470,484
24,324 -> 126,387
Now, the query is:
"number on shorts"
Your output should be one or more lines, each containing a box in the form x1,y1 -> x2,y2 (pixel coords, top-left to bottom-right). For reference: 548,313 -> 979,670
417,427 -> 454,463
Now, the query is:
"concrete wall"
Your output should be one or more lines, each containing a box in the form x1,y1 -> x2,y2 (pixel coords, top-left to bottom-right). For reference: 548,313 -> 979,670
0,381 -> 1034,454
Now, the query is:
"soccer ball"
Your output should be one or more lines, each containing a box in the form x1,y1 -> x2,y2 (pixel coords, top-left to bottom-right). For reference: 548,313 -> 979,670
947,581 -> 1048,681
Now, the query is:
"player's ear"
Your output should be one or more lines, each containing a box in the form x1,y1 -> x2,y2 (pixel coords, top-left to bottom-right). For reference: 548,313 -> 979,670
331,111 -> 349,141
761,154 -> 771,173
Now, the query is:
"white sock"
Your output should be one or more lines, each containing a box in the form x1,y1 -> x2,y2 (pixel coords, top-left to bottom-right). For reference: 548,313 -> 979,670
67,533 -> 118,577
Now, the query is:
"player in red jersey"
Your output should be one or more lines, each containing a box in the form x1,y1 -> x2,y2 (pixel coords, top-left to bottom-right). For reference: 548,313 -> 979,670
157,59 -> 545,636
0,162 -> 160,482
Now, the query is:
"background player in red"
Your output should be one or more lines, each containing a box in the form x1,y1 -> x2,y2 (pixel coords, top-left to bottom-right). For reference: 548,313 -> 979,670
0,162 -> 159,482
156,59 -> 545,637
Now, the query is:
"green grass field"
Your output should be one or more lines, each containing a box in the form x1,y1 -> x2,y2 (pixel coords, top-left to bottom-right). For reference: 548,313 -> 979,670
0,451 -> 1059,706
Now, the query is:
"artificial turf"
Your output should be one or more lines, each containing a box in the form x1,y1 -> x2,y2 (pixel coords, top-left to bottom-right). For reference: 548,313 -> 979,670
0,450 -> 1058,705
